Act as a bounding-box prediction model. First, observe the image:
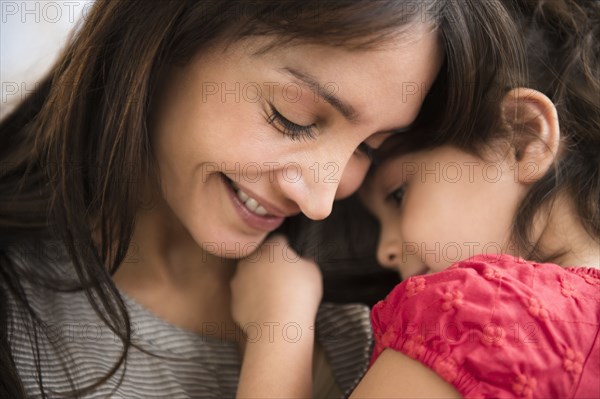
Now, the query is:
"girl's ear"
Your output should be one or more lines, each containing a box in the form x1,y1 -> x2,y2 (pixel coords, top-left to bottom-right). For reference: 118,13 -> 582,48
501,88 -> 560,184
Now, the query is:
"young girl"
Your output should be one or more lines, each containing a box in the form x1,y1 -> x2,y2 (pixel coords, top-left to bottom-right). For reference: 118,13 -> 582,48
352,0 -> 600,397
0,1 -> 527,398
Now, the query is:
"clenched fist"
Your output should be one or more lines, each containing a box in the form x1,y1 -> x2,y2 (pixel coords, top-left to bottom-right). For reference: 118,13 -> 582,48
230,235 -> 323,330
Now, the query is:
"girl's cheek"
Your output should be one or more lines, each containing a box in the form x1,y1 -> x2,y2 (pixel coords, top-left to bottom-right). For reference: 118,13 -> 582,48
399,196 -> 425,240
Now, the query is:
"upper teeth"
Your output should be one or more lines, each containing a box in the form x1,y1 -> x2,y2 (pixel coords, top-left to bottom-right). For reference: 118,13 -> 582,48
234,185 -> 269,216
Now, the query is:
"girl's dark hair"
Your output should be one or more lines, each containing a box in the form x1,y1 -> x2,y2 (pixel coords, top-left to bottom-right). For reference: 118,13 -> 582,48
513,0 -> 600,261
0,0 -> 525,397
374,0 -> 600,262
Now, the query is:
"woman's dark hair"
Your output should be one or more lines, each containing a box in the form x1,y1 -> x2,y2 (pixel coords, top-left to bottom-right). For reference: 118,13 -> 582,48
373,0 -> 600,263
0,0 -> 525,397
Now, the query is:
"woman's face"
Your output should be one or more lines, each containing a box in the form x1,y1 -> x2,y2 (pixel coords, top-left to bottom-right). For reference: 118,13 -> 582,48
151,25 -> 443,258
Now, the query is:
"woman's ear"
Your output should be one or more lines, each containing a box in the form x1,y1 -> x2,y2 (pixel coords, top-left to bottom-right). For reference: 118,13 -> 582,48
501,88 -> 560,184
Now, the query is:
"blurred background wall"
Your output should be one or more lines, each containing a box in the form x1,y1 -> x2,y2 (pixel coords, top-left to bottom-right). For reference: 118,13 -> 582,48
1,0 -> 94,120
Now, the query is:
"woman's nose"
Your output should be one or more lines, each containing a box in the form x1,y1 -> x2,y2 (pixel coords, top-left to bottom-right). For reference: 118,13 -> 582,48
275,160 -> 337,220
335,154 -> 371,200
276,149 -> 365,221
277,175 -> 335,220
336,132 -> 392,199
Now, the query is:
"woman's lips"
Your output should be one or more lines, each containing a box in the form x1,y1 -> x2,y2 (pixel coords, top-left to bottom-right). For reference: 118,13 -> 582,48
221,174 -> 285,232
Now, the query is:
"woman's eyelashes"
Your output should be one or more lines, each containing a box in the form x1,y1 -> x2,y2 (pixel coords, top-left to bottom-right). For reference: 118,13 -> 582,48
266,104 -> 373,159
386,184 -> 406,207
267,103 -> 317,141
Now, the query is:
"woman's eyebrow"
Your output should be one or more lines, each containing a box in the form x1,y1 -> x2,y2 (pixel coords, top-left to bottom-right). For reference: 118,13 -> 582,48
280,66 -> 360,124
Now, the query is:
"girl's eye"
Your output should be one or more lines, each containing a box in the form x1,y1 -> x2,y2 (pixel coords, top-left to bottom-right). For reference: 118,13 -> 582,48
386,185 -> 406,207
267,104 -> 316,141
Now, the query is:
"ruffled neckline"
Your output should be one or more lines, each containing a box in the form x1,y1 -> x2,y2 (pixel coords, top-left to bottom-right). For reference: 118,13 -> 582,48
566,265 -> 600,283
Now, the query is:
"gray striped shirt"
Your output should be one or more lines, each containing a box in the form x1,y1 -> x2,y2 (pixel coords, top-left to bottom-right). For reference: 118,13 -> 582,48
7,250 -> 373,398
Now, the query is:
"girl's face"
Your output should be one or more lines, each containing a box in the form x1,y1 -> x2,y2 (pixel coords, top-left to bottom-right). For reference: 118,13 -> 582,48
360,145 -> 528,279
151,26 -> 443,258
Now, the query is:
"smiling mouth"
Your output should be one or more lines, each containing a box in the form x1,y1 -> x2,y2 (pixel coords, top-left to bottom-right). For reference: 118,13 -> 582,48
221,173 -> 285,232
222,175 -> 273,217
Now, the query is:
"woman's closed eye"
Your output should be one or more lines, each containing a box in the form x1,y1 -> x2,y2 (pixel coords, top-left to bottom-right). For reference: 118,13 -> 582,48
386,184 -> 406,207
267,103 -> 317,141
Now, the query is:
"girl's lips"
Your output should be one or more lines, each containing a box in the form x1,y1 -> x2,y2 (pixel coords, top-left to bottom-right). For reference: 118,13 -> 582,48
221,174 -> 285,232
402,265 -> 431,279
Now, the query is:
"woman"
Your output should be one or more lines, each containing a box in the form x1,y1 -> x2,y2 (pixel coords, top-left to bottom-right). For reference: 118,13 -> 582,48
0,0 -> 524,397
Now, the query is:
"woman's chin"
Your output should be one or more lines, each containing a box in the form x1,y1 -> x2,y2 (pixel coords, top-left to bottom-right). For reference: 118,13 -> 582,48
192,227 -> 269,259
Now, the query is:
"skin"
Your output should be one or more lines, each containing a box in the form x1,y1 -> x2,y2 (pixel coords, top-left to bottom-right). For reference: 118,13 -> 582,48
148,29 -> 442,258
360,145 -> 528,278
360,88 -> 600,279
231,234 -> 322,398
113,22 -> 444,398
351,349 -> 461,398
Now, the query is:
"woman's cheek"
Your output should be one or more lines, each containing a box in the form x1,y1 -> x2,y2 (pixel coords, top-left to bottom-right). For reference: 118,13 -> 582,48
336,157 -> 370,199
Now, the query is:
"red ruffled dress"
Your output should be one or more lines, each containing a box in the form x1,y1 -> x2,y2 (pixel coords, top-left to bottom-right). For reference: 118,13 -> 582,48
370,254 -> 600,398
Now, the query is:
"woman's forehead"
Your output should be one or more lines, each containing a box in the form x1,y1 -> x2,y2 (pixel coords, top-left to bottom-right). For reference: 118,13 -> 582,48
251,28 -> 443,124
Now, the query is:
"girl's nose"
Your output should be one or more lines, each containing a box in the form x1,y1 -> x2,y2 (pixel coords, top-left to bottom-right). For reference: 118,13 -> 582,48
377,239 -> 402,270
